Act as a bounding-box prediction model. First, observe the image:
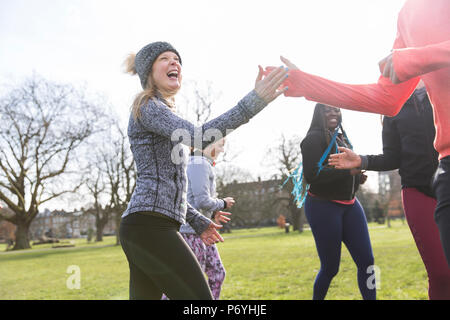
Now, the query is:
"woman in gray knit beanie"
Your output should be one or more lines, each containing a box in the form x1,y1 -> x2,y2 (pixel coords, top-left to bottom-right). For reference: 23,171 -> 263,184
120,41 -> 288,300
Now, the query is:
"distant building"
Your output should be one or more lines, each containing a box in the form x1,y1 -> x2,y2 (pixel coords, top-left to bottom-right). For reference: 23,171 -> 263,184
29,208 -> 115,239
217,177 -> 299,228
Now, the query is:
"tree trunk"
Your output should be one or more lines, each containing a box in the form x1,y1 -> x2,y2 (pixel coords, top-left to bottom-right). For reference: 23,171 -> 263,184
95,219 -> 106,242
292,210 -> 305,233
13,222 -> 31,250
115,212 -> 121,246
298,209 -> 305,233
289,201 -> 304,233
96,227 -> 103,242
291,210 -> 300,231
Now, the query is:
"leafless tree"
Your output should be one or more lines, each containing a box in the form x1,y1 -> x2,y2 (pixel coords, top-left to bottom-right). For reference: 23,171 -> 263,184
102,121 -> 136,245
177,79 -> 219,126
84,155 -> 110,242
0,75 -> 106,249
81,113 -> 136,243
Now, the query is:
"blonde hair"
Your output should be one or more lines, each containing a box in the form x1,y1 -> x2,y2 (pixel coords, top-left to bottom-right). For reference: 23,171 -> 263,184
123,53 -> 176,120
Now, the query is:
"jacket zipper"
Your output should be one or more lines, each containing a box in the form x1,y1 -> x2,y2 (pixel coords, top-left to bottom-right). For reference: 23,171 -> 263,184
173,171 -> 179,209
350,175 -> 355,199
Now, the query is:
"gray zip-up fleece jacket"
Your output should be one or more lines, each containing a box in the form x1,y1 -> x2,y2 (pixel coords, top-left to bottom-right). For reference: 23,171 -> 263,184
122,90 -> 267,235
180,155 -> 225,234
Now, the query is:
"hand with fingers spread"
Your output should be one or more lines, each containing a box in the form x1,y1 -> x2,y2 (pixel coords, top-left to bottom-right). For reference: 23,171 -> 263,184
261,56 -> 299,97
254,65 -> 289,103
328,147 -> 362,169
200,222 -> 224,246
214,211 -> 231,225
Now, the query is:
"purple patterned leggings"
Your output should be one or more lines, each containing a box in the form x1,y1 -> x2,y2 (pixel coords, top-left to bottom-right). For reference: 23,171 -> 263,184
162,233 -> 226,300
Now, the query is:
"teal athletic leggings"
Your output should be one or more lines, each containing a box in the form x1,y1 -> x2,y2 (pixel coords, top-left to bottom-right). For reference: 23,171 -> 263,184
119,212 -> 213,300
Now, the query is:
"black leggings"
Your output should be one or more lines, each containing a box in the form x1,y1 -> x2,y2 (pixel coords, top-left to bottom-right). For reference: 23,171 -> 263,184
119,212 -> 213,300
433,156 -> 450,268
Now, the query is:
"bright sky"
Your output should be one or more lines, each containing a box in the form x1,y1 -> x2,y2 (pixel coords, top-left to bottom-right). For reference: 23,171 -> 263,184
0,0 -> 407,204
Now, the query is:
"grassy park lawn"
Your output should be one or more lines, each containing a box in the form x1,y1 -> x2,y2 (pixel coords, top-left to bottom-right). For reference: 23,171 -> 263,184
0,220 -> 428,300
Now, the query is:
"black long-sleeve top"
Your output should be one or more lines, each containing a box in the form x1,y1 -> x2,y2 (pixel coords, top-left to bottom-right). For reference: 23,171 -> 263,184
301,130 -> 361,201
360,88 -> 438,197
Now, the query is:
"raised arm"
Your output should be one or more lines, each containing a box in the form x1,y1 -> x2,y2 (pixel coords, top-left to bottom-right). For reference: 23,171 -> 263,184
284,68 -> 419,117
269,26 -> 420,117
137,66 -> 288,150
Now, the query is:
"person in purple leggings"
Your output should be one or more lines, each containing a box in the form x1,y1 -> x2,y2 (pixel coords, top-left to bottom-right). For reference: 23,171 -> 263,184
162,138 -> 233,300
181,138 -> 233,299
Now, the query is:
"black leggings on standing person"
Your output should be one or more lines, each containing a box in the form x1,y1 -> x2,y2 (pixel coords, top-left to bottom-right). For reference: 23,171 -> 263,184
119,212 -> 213,300
433,156 -> 450,268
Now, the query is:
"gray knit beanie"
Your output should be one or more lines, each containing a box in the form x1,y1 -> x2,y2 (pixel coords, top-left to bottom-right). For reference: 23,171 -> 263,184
135,41 -> 182,89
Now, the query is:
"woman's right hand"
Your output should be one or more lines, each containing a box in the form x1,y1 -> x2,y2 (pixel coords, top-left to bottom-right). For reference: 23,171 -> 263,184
254,65 -> 289,103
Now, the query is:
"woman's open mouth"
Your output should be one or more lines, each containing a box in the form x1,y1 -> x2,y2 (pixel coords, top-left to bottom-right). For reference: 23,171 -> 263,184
167,70 -> 179,79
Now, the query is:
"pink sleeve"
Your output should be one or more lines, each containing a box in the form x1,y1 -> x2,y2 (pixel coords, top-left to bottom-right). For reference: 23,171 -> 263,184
393,40 -> 450,82
284,70 -> 419,117
283,27 -> 419,117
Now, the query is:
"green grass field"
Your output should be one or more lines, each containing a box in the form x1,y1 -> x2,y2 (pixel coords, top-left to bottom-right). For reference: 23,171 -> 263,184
0,220 -> 428,300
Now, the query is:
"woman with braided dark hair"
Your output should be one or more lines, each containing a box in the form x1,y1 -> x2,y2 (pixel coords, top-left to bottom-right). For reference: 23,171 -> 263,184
292,103 -> 375,300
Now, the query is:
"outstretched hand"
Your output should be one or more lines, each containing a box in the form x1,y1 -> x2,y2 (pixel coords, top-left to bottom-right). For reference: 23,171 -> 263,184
265,56 -> 299,74
200,222 -> 224,246
280,56 -> 299,70
254,65 -> 289,103
328,147 -> 362,169
379,52 -> 400,84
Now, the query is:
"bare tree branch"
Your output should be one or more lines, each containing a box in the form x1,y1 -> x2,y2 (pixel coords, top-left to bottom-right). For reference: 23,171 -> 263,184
0,74 -> 108,249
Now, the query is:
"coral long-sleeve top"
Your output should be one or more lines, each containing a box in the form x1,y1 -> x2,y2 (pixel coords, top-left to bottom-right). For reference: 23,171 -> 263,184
284,0 -> 450,159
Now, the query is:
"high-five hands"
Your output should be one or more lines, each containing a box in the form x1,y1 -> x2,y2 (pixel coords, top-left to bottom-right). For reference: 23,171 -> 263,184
254,65 -> 289,103
264,56 -> 299,74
